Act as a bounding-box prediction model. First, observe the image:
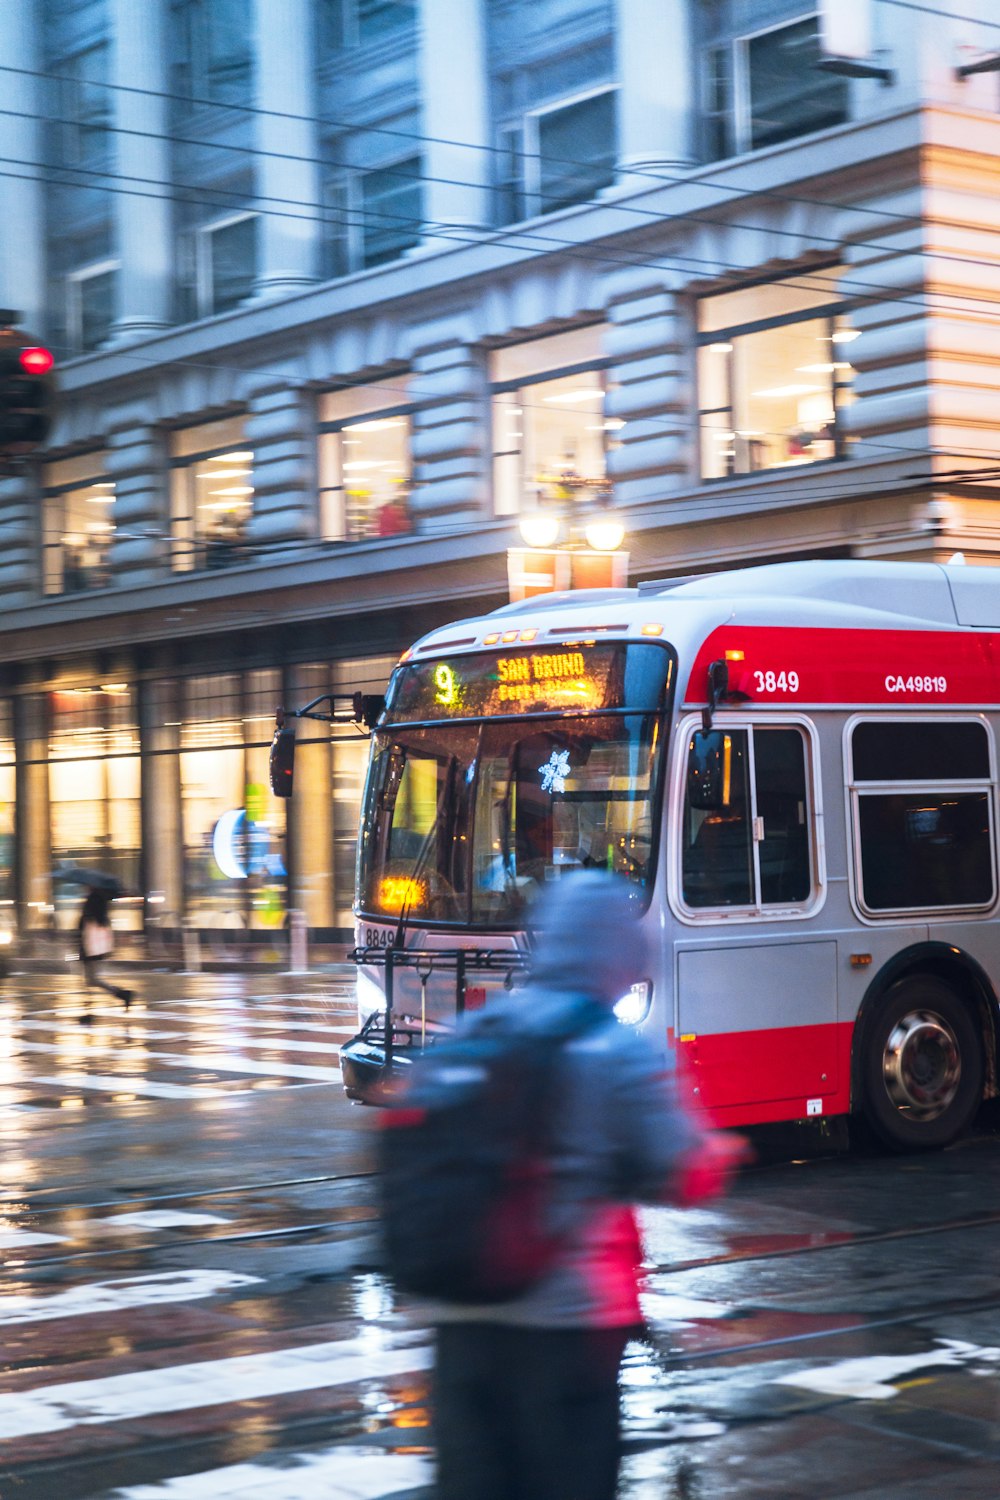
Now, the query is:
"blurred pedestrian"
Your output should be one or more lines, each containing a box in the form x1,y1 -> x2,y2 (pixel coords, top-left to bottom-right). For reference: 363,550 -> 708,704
410,872 -> 747,1500
78,884 -> 132,1018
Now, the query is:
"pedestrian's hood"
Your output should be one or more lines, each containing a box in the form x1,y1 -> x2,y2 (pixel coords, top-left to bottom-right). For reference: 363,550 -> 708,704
528,872 -> 649,1005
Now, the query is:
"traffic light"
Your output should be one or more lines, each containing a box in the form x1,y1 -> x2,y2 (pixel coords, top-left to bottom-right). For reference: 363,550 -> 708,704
0,314 -> 55,460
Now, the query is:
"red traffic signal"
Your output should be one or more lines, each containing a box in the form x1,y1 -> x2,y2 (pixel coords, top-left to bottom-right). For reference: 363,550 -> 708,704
19,346 -> 54,376
0,323 -> 56,459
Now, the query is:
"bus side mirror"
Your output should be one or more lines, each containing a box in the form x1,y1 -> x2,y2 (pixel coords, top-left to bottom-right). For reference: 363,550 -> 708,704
702,658 -> 729,732
353,692 -> 386,730
270,718 -> 296,798
687,729 -> 726,810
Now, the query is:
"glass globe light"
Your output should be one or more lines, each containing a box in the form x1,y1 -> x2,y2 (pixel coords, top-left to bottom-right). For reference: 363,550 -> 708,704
584,517 -> 625,552
519,513 -> 561,548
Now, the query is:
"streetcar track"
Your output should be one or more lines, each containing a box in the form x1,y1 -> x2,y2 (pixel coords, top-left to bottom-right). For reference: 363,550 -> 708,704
1,1169 -> 378,1216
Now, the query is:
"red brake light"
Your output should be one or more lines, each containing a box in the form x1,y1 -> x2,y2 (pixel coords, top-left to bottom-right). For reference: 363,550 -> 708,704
19,346 -> 54,376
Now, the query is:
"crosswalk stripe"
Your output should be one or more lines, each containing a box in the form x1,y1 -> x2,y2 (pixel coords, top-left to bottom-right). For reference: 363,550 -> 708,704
0,1270 -> 259,1325
105,1446 -> 432,1498
15,1039 -> 341,1081
0,1336 -> 433,1440
24,1072 -> 228,1099
14,1019 -> 353,1051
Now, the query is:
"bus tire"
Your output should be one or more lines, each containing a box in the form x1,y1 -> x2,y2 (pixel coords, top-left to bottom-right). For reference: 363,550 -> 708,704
862,977 -> 983,1151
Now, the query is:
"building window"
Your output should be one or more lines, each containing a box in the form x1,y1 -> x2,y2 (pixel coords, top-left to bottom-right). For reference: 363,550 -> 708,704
697,270 -> 858,478
169,416 -> 253,573
498,89 -> 617,222
359,159 -> 422,268
172,0 -> 253,103
61,43 -> 111,165
850,719 -> 995,915
319,0 -> 416,48
490,326 -> 612,517
703,15 -> 848,159
42,455 -> 115,596
187,215 -> 257,318
318,378 -> 413,541
47,684 -> 141,932
66,261 -> 117,354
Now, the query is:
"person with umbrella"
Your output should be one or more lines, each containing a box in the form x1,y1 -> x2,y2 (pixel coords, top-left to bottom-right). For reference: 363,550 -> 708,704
74,873 -> 133,1018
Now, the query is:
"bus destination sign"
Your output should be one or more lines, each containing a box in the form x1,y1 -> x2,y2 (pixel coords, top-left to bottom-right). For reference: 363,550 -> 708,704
386,641 -> 672,720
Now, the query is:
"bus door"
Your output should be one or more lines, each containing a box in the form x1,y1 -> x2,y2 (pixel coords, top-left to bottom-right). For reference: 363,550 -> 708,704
673,717 -> 841,1117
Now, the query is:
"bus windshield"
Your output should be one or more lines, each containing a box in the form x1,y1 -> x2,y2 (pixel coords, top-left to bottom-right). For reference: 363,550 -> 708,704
357,642 -> 674,926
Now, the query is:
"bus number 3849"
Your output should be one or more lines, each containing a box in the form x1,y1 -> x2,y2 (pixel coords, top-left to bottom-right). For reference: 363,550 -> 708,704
753,670 -> 800,693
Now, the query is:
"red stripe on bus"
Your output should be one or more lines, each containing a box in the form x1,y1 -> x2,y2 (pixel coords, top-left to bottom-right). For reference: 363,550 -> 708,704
684,626 -> 1000,708
677,1021 -> 854,1125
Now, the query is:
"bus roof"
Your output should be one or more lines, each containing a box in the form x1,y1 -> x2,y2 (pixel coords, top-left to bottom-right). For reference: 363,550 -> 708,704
411,560 -> 1000,660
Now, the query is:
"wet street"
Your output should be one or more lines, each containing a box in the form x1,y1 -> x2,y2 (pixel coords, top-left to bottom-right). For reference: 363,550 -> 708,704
1,968 -> 1000,1498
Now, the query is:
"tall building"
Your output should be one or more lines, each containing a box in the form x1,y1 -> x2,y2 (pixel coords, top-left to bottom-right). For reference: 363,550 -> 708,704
0,0 -> 997,942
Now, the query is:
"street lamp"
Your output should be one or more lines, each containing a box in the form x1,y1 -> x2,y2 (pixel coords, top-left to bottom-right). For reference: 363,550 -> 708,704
518,512 -> 562,549
584,515 -> 625,552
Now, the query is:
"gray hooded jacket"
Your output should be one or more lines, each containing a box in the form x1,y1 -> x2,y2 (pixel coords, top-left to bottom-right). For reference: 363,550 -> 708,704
429,872 -> 705,1329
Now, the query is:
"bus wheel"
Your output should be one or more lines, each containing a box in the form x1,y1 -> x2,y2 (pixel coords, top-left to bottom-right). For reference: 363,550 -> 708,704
862,977 -> 983,1151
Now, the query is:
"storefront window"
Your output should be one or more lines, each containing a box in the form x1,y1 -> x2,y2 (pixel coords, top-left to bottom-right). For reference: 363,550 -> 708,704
318,378 -> 413,541
491,326 -> 612,517
42,454 -> 115,595
697,271 -> 857,478
170,416 -> 253,572
48,684 -> 141,930
180,672 -> 286,930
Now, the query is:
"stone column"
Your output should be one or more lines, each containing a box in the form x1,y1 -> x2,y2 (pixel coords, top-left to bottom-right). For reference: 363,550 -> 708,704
418,0 -> 491,231
605,282 -> 691,505
14,687 -> 51,935
109,0 -> 172,338
0,0 -> 46,335
410,336 -> 489,529
615,0 -> 695,171
252,0 -> 322,297
139,675 -> 183,930
245,384 -> 316,546
106,409 -> 169,584
0,470 -> 42,606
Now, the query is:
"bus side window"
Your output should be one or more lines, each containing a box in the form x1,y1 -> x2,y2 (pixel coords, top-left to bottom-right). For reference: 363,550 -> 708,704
681,725 -> 812,912
682,729 -> 754,907
755,728 -> 811,903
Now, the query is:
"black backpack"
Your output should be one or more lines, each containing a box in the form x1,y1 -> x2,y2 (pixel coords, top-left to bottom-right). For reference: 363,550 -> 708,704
377,996 -> 606,1304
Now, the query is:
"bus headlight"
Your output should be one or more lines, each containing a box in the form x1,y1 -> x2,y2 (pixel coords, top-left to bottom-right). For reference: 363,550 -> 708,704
613,980 -> 652,1026
356,968 -> 385,1022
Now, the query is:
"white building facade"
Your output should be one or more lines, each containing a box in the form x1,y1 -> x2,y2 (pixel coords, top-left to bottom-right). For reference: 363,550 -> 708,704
0,0 -> 998,942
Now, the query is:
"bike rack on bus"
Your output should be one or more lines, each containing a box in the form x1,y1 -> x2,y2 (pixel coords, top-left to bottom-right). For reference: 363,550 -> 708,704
341,944 -> 530,1101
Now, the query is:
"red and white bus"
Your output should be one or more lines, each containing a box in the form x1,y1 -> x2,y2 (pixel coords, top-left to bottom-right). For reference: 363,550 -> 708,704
339,559 -> 1000,1149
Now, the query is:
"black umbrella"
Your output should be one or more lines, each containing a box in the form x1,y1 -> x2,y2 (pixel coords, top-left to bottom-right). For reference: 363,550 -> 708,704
51,864 -> 123,896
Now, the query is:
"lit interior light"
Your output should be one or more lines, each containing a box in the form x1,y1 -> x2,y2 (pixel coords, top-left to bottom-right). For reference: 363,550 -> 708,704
584,517 -> 625,552
604,418 -> 625,431
209,451 -> 252,462
543,389 -> 604,404
753,383 -> 822,399
707,342 -> 733,353
831,328 -> 861,344
519,514 -> 561,548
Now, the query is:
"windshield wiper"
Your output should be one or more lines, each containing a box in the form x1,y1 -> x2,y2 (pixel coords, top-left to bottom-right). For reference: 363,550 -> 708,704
394,754 -> 458,948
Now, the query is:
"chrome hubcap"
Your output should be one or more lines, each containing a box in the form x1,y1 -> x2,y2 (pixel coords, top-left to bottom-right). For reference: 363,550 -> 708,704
883,1009 -> 961,1121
